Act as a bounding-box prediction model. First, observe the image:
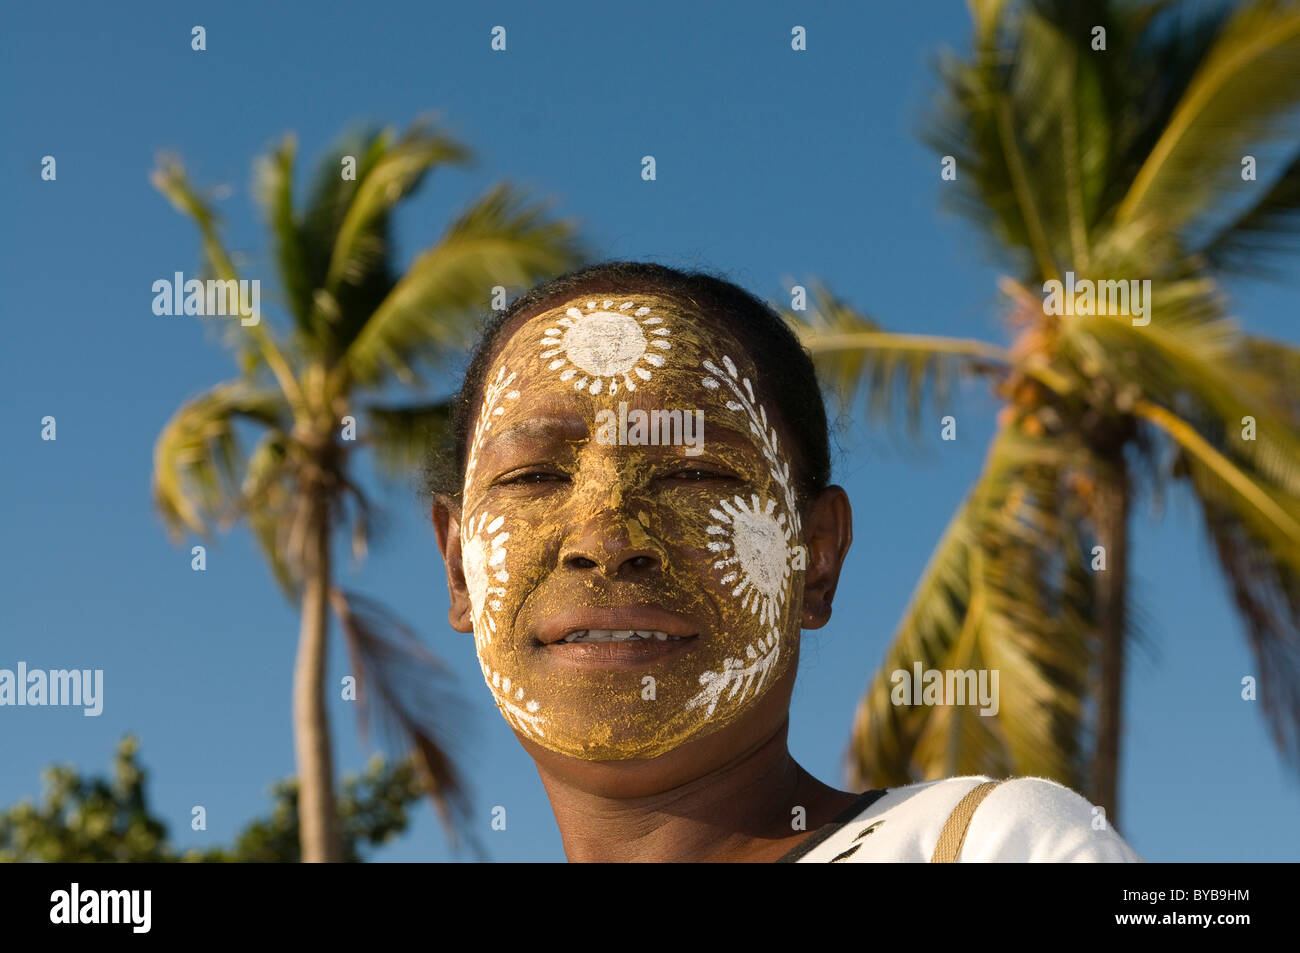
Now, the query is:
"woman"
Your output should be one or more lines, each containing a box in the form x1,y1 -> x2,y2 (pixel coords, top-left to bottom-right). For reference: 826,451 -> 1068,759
428,261 -> 1142,862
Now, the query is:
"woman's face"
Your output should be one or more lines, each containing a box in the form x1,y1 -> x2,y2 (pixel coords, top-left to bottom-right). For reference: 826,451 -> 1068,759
456,292 -> 807,760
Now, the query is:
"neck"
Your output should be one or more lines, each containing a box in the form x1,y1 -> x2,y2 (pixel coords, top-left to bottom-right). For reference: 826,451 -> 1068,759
535,721 -> 850,862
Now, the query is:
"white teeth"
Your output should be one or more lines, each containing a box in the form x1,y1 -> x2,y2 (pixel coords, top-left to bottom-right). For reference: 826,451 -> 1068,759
558,629 -> 683,643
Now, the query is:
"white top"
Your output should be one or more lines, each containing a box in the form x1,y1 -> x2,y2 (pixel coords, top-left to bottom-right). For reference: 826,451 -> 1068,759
780,775 -> 1144,862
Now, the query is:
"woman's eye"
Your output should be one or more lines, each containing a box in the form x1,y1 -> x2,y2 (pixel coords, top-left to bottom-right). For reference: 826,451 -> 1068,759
496,470 -> 566,486
663,468 -> 740,482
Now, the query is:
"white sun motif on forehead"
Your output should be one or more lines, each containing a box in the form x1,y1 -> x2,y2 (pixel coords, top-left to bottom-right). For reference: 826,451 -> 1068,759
708,494 -> 793,628
462,512 -> 509,650
539,300 -> 671,395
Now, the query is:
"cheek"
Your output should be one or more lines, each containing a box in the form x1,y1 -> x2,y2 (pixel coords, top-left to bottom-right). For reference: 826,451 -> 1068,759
651,483 -> 798,633
460,507 -> 555,649
459,511 -> 510,647
461,466 -> 803,651
702,491 -> 796,627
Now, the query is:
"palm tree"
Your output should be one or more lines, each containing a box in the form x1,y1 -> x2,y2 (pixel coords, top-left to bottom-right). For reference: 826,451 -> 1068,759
785,0 -> 1300,828
151,119 -> 588,861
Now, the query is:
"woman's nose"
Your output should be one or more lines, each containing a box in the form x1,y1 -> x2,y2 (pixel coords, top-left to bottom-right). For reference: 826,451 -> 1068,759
560,513 -> 665,578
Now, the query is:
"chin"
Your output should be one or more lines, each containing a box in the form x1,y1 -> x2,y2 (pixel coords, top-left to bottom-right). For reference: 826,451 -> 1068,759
518,679 -> 797,794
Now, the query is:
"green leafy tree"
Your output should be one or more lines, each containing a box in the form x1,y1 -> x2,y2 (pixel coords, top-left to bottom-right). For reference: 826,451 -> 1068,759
785,0 -> 1300,826
0,736 -> 432,862
0,736 -> 171,862
193,751 -> 437,863
151,119 -> 588,860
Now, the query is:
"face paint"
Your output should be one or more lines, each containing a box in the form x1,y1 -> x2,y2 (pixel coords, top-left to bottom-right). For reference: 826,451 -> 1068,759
458,293 -> 805,759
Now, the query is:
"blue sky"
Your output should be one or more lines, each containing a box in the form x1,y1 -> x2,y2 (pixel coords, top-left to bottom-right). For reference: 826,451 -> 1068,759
2,0 -> 1297,862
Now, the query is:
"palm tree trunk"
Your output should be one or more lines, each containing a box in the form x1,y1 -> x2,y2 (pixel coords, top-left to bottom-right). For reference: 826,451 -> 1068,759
293,490 -> 342,862
1090,458 -> 1129,830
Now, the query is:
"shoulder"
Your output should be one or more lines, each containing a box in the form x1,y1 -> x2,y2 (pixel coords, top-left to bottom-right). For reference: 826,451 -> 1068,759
955,776 -> 1144,862
792,775 -> 1143,863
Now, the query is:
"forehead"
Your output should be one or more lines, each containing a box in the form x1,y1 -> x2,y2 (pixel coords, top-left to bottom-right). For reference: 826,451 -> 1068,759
461,290 -> 807,500
487,292 -> 753,400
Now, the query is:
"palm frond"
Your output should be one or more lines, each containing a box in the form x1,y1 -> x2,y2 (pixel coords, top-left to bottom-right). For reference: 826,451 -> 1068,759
296,125 -> 391,292
848,422 -> 1094,789
1137,399 -> 1300,769
152,156 -> 304,405
1238,335 -> 1300,421
930,1 -> 1132,278
782,279 -> 1009,436
329,589 -> 480,855
936,0 -> 1300,280
303,122 -> 479,360
364,401 -> 452,484
1200,148 -> 1300,277
252,134 -> 314,336
1117,0 -> 1300,236
336,182 -> 587,389
324,122 -> 472,298
1068,306 -> 1300,499
966,0 -> 1009,49
152,381 -> 289,540
236,430 -> 298,598
151,154 -> 239,281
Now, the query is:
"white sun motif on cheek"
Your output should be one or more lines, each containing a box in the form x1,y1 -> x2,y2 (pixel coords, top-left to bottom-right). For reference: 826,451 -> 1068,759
540,300 -> 671,394
462,513 -> 509,650
707,494 -> 793,628
685,353 -> 805,722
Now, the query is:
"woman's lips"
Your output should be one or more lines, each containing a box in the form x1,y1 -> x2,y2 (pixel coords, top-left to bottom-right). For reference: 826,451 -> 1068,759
543,633 -> 699,669
533,608 -> 703,669
559,629 -> 688,643
534,607 -> 701,645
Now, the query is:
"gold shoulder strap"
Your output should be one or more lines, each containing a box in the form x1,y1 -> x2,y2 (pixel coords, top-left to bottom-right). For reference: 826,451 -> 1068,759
930,779 -> 1006,863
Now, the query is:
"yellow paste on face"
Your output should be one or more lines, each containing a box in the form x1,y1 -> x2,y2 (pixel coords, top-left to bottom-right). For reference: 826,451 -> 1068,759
459,292 -> 805,759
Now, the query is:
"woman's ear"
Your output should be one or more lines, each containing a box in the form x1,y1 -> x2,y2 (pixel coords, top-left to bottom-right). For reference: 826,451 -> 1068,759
799,485 -> 852,629
432,494 -> 474,634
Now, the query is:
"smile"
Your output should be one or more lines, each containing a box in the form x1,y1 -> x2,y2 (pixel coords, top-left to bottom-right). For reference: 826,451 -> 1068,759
559,629 -> 691,643
534,606 -> 703,646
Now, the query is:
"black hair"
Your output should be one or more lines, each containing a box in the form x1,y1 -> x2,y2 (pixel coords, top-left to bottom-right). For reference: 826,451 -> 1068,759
424,261 -> 830,510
